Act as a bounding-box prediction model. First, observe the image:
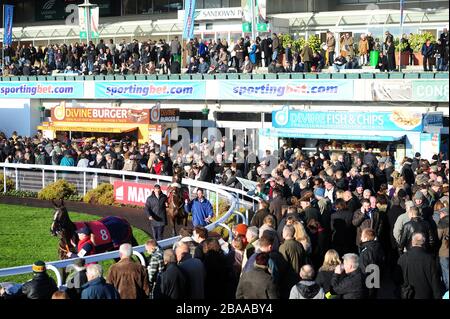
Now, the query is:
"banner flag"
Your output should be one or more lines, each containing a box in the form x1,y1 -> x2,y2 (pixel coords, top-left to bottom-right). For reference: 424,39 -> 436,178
3,5 -> 14,46
182,0 -> 196,40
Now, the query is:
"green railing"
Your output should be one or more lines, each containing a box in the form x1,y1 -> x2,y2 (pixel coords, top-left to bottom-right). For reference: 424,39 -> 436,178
0,72 -> 448,82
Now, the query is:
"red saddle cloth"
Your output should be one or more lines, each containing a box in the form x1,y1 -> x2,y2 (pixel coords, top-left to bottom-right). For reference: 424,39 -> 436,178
74,221 -> 112,247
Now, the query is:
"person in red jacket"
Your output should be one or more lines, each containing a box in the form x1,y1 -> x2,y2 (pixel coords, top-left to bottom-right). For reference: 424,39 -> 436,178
67,226 -> 96,259
152,156 -> 164,175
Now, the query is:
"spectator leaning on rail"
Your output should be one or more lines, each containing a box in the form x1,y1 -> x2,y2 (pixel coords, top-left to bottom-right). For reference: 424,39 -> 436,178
81,264 -> 120,300
175,242 -> 206,299
21,261 -> 58,299
107,243 -> 150,299
184,188 -> 214,227
153,249 -> 188,299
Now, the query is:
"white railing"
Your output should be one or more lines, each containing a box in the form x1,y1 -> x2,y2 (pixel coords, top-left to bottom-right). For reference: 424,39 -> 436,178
0,162 -> 258,287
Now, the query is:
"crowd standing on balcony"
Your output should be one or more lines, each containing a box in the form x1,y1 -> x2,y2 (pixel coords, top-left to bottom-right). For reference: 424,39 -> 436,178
0,130 -> 449,300
0,28 -> 448,77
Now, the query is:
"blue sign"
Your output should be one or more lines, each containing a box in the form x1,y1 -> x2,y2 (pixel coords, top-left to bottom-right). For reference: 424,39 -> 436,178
95,81 -> 206,100
423,112 -> 443,127
272,106 -> 423,132
183,0 -> 196,40
0,81 -> 84,99
3,5 -> 14,46
260,128 -> 404,142
219,79 -> 354,101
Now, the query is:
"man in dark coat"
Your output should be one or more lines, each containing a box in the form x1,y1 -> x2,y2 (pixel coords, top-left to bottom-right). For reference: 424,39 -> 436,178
352,199 -> 383,247
251,200 -> 271,228
144,184 -> 168,241
363,149 -> 378,172
153,249 -> 187,299
401,159 -> 415,186
359,228 -> 385,299
399,206 -> 436,253
21,261 -> 58,299
236,252 -> 279,299
331,253 -> 368,299
261,37 -> 272,67
395,233 -> 441,299
269,188 -> 287,224
175,242 -> 206,299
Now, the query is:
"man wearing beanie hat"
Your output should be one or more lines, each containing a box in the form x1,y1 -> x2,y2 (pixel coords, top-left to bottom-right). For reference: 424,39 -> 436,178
413,190 -> 433,220
21,261 -> 58,299
236,252 -> 279,299
412,152 -> 421,172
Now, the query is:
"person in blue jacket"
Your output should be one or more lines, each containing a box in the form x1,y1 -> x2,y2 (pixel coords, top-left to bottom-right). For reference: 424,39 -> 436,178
421,39 -> 435,72
184,188 -> 214,227
81,264 -> 119,299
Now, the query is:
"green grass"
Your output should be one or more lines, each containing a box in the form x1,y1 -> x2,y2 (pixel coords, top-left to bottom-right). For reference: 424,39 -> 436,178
0,204 -> 149,284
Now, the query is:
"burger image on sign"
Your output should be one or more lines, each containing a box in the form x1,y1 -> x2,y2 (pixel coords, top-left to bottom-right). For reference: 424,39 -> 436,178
127,109 -> 149,123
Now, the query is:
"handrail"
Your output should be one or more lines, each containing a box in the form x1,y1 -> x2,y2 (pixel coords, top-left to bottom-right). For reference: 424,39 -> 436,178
0,162 -> 245,287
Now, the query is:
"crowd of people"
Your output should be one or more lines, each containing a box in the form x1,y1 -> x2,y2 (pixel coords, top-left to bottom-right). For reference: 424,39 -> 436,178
0,129 -> 449,300
1,28 -> 448,76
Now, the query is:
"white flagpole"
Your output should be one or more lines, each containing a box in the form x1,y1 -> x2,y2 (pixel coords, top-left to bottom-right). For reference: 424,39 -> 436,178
2,5 -> 5,75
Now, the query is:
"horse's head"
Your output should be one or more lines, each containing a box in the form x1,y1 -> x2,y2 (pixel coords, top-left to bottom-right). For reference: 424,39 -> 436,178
50,199 -> 70,237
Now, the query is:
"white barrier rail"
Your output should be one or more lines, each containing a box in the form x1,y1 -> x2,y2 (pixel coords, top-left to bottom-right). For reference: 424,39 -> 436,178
0,163 -> 258,287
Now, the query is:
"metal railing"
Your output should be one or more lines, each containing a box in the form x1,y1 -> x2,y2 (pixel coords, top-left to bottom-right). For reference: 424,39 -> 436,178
0,162 -> 258,287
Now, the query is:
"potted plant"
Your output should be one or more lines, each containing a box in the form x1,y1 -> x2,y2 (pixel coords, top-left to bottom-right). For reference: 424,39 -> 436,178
280,34 -> 294,65
395,38 -> 411,67
408,32 -> 436,66
307,35 -> 322,53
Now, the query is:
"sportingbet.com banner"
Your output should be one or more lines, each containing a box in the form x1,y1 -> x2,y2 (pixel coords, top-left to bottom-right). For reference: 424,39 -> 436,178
218,80 -> 354,101
0,81 -> 84,99
95,81 -> 206,100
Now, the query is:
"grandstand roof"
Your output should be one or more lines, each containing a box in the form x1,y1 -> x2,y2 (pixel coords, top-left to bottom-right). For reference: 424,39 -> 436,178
0,9 -> 448,43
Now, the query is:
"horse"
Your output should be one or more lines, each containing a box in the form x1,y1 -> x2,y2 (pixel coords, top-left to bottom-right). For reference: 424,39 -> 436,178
166,183 -> 188,236
50,200 -> 138,261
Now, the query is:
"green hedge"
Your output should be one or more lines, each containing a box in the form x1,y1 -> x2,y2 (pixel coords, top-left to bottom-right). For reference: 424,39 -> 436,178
37,179 -> 78,200
83,183 -> 115,206
0,173 -> 15,193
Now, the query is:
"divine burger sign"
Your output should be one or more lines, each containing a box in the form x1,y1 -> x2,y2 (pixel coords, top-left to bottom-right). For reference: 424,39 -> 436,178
51,102 -> 150,124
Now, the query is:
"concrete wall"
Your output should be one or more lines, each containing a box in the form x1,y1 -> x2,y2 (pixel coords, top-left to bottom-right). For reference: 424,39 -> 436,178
0,99 -> 34,137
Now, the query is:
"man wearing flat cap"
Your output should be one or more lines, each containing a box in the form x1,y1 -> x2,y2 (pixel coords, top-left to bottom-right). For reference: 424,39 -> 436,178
21,261 -> 58,299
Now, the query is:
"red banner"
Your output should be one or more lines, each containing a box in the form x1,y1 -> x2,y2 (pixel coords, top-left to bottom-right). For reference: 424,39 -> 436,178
114,181 -> 168,206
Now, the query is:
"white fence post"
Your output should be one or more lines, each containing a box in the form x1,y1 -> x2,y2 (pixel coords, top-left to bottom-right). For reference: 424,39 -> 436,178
42,168 -> 45,189
83,171 -> 87,195
46,264 -> 63,288
15,168 -> 18,190
3,166 -> 6,193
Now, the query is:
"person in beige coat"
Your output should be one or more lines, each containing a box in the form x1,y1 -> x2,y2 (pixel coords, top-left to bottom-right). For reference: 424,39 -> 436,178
359,34 -> 369,66
340,33 -> 354,58
326,31 -> 336,66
